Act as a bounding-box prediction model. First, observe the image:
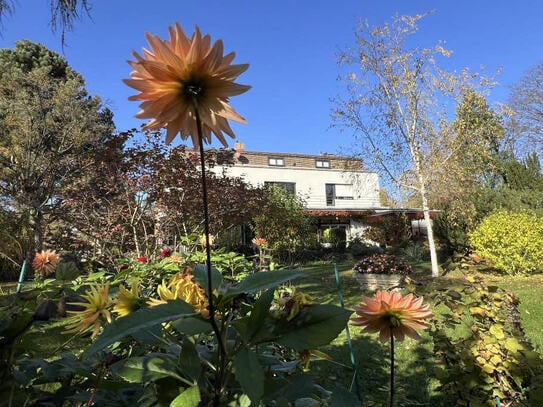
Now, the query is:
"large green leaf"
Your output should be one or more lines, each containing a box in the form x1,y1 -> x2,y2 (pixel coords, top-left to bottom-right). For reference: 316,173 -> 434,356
83,300 -> 197,358
233,348 -> 265,404
171,316 -> 212,336
110,354 -> 183,383
223,270 -> 302,301
170,386 -> 201,407
193,263 -> 223,295
179,338 -> 201,382
275,304 -> 352,351
232,289 -> 275,343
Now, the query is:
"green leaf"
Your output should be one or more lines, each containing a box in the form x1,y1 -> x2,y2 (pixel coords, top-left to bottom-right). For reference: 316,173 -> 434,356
110,354 -> 183,383
179,338 -> 201,382
224,270 -> 302,300
83,300 -> 197,358
275,305 -> 352,351
193,263 -> 223,295
232,289 -> 275,342
504,337 -> 525,353
234,348 -> 265,404
489,324 -> 505,340
171,316 -> 212,336
170,386 -> 201,407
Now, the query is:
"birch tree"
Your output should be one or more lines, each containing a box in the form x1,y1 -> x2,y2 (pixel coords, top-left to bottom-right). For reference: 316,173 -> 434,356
334,13 -> 488,277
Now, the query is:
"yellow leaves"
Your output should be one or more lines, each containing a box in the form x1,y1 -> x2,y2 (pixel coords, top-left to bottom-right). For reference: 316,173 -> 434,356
469,306 -> 486,317
489,325 -> 505,340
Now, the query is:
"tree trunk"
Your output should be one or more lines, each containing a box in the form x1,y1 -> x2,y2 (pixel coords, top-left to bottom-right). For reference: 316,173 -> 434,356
420,186 -> 439,277
34,210 -> 43,253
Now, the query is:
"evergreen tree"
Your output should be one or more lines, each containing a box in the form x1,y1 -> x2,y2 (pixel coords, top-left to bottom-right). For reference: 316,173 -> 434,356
0,40 -> 114,264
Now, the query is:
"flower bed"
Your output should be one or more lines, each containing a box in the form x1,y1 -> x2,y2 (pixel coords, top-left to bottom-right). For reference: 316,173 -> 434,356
353,254 -> 412,290
353,254 -> 412,275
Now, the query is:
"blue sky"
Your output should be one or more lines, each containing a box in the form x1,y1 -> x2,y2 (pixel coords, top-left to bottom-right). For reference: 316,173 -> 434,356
1,1 -> 542,155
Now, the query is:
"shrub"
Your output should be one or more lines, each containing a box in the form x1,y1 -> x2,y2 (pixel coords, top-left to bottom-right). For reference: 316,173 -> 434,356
400,242 -> 428,262
469,210 -> 543,274
353,253 -> 412,275
348,237 -> 383,258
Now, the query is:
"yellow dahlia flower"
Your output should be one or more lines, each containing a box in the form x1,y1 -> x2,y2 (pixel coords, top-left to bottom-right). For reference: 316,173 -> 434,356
32,250 -> 60,277
124,23 -> 250,148
113,282 -> 141,317
351,290 -> 433,343
64,283 -> 113,339
148,272 -> 209,317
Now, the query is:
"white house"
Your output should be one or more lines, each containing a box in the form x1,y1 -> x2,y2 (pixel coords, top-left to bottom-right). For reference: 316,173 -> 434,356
214,142 -> 383,241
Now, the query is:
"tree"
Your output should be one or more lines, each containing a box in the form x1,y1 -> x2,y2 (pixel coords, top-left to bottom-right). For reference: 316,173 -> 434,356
432,90 -> 506,227
59,130 -> 265,266
508,63 -> 543,155
0,40 -> 114,265
0,0 -> 90,43
334,13 -> 487,276
252,186 -> 316,264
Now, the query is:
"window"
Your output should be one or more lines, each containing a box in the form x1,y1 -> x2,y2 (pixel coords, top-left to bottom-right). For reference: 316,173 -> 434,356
265,181 -> 296,194
325,183 -> 353,206
315,159 -> 330,168
335,184 -> 353,199
326,184 -> 335,206
268,157 -> 285,166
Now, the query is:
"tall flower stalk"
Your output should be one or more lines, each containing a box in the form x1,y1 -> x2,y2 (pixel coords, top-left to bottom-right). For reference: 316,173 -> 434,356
125,23 -> 250,405
352,290 -> 433,406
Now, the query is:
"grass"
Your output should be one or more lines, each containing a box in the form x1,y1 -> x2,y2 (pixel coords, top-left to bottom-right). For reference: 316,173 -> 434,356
486,273 -> 543,353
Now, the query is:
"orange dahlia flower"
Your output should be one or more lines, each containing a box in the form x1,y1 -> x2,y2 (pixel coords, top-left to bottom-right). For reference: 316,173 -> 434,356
252,237 -> 267,247
124,23 -> 250,148
351,290 -> 433,343
32,250 -> 60,277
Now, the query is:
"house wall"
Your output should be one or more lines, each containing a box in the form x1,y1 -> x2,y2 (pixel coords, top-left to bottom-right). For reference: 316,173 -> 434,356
215,164 -> 381,210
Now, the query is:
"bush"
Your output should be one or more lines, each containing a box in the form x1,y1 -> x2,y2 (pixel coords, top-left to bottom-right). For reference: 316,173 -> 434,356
469,210 -> 543,274
353,253 -> 412,275
347,237 -> 383,258
400,242 -> 428,262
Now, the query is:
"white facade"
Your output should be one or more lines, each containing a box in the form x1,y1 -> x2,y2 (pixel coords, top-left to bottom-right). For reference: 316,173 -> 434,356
211,148 -> 383,242
218,164 -> 381,210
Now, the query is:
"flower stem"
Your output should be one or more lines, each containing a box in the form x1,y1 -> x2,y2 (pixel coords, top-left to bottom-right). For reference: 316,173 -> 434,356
193,102 -> 226,405
390,330 -> 395,407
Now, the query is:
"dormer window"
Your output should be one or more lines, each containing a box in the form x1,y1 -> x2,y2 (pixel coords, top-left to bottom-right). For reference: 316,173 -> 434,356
268,157 -> 285,166
315,159 -> 330,168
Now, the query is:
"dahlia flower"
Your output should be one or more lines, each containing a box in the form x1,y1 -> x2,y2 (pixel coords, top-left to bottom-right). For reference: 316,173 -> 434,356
113,282 -> 141,317
148,271 -> 209,317
64,283 -> 113,339
252,237 -> 267,247
351,290 -> 433,343
124,23 -> 250,148
32,250 -> 60,277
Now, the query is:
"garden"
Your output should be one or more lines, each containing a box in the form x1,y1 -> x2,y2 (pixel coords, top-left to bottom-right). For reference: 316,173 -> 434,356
2,9 -> 543,407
